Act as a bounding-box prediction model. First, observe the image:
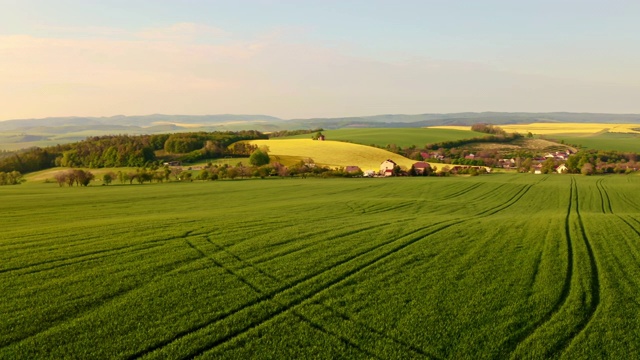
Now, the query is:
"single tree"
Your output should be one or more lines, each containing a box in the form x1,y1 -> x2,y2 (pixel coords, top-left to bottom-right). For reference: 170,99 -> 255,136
249,149 -> 270,166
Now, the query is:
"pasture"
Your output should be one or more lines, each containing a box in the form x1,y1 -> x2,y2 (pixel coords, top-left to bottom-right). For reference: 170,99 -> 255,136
2,175 -> 639,359
544,132 -> 640,153
246,139 -> 421,170
431,123 -> 640,135
430,123 -> 640,152
279,128 -> 479,148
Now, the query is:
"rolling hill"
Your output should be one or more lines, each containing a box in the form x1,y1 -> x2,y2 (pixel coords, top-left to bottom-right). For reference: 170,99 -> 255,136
245,139 -> 423,171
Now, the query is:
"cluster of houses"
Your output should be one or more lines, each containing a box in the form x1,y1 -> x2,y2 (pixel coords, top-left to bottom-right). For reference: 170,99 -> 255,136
498,150 -> 573,170
358,149 -> 576,177
344,159 -> 491,177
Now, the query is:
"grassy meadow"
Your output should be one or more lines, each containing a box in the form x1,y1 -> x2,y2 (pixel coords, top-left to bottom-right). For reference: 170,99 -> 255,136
280,128 -> 480,148
246,139 -> 422,170
543,132 -> 640,152
2,174 -> 640,359
431,123 -> 640,152
432,123 -> 640,135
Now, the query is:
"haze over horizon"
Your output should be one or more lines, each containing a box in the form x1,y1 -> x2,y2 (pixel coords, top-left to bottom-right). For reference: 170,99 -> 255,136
2,0 -> 640,121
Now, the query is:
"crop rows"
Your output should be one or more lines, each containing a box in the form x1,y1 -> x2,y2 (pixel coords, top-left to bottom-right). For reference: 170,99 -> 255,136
1,175 -> 639,358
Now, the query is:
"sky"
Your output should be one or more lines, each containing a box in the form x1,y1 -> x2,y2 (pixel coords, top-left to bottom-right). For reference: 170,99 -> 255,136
1,0 -> 640,120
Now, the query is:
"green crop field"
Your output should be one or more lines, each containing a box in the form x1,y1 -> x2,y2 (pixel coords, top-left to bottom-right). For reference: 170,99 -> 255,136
281,128 -> 480,148
544,132 -> 640,152
2,175 -> 640,359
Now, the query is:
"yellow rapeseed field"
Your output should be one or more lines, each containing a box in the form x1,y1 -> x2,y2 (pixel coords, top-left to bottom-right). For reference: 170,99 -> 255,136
429,123 -> 640,135
246,139 -> 423,171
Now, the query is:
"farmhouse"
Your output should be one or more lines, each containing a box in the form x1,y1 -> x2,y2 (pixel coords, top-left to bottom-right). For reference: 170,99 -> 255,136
412,162 -> 431,175
380,159 -> 397,174
533,164 -> 543,174
556,164 -> 568,174
345,166 -> 362,173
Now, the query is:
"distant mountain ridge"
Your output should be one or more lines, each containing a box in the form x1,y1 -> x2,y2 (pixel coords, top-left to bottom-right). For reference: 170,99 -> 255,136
1,112 -> 640,134
0,114 -> 282,131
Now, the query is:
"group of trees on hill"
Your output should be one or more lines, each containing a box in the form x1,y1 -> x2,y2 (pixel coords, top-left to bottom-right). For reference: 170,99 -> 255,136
0,171 -> 23,185
0,131 -> 267,174
53,169 -> 95,187
268,128 -> 324,138
194,161 -> 365,180
470,123 -> 507,135
424,133 -> 523,150
565,150 -> 638,174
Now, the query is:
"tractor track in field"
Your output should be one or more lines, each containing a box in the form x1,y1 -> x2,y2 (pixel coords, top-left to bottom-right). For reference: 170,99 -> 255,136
248,220 -> 380,255
595,178 -> 613,214
508,177 -> 602,358
203,233 -> 438,359
246,222 -> 395,266
177,183 -> 536,359
0,230 -> 204,275
596,180 -> 640,262
128,184 -> 534,360
126,220 -> 459,360
504,178 -> 577,357
445,182 -> 483,199
172,222 -> 460,360
557,177 -> 601,355
483,184 -> 533,216
291,310 -> 383,359
614,216 -> 640,267
0,255 -> 202,350
310,300 -> 439,358
202,236 -> 281,282
196,232 -> 439,359
0,242 -> 166,275
185,239 -> 264,294
0,230 -> 209,349
468,183 -> 508,203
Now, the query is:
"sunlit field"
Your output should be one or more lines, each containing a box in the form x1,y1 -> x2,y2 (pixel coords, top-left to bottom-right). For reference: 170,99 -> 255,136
280,128 -> 480,148
2,174 -> 640,359
430,123 -> 640,135
246,139 -> 422,171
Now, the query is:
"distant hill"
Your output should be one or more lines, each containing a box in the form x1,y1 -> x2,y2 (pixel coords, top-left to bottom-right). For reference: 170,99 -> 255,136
0,114 -> 282,132
246,139 -> 420,171
1,112 -> 640,151
284,112 -> 640,129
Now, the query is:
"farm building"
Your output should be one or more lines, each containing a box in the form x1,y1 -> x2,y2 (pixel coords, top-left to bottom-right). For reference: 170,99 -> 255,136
556,164 -> 569,174
380,159 -> 397,174
345,166 -> 362,174
412,162 -> 431,175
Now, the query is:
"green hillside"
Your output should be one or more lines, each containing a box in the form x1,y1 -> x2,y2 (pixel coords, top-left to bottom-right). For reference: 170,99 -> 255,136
545,132 -> 640,152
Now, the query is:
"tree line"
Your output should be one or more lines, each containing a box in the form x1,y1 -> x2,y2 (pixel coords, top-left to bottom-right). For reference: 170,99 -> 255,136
565,150 -> 638,174
425,133 -> 523,150
267,128 -> 324,138
0,131 -> 267,174
470,123 -> 507,135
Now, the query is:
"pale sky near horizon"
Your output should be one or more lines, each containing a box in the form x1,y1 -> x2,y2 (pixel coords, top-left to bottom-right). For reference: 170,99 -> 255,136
1,0 -> 639,121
